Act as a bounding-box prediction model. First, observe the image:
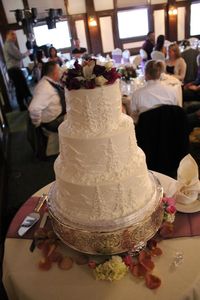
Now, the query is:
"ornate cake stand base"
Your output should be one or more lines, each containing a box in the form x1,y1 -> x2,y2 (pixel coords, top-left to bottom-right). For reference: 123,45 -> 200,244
48,173 -> 164,255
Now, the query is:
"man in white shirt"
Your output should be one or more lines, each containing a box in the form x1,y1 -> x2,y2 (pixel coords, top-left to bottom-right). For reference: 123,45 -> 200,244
131,60 -> 178,123
29,61 -> 66,132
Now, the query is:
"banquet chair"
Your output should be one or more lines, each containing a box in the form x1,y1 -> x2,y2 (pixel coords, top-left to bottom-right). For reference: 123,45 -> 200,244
139,49 -> 147,60
130,55 -> 142,68
112,48 -> 122,64
135,105 -> 190,177
27,116 -> 59,160
122,49 -> 130,63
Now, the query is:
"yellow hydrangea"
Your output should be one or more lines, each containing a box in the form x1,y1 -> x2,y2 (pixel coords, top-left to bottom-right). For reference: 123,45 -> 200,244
94,256 -> 128,281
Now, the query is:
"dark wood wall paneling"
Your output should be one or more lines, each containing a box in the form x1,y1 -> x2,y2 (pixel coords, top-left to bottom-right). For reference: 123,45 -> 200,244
85,0 -> 102,55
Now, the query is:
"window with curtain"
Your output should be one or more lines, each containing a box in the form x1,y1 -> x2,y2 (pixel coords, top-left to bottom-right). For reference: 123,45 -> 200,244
117,8 -> 149,39
190,2 -> 200,36
33,21 -> 71,49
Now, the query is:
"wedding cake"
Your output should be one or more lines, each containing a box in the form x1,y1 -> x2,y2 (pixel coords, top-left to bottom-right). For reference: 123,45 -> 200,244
51,79 -> 158,229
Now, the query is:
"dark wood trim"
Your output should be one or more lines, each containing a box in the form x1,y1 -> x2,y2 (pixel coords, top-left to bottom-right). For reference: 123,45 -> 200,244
148,5 -> 154,32
183,1 -> 190,38
117,4 -> 148,12
96,10 -> 114,17
63,0 -> 69,15
0,0 -> 8,40
165,1 -> 177,41
22,0 -> 29,10
151,3 -> 168,10
112,0 -> 121,50
85,0 -> 102,55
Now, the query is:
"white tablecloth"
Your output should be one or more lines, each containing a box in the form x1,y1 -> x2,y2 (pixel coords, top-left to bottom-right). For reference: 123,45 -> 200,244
3,173 -> 200,300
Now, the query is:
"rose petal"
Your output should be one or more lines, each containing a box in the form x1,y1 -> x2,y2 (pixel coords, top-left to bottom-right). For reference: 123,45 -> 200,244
139,250 -> 151,262
140,259 -> 155,271
123,255 -> 133,267
145,274 -> 161,289
150,247 -> 163,257
38,257 -> 52,271
58,256 -> 73,270
131,263 -> 148,277
48,250 -> 63,263
88,261 -> 96,269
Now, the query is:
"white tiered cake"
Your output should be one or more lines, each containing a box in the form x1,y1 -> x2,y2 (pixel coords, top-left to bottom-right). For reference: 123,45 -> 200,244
51,80 -> 158,230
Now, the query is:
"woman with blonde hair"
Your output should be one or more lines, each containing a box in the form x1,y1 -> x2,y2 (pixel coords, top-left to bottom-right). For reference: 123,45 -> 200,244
165,43 -> 186,82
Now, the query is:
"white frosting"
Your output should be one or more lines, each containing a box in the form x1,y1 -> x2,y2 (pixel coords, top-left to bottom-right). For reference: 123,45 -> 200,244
64,80 -> 122,137
53,80 -> 155,227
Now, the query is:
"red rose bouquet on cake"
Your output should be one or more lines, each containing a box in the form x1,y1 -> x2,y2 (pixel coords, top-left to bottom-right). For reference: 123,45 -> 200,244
61,59 -> 121,90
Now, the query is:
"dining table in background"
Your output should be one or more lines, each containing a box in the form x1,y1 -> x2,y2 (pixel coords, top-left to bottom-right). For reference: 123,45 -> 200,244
2,172 -> 200,300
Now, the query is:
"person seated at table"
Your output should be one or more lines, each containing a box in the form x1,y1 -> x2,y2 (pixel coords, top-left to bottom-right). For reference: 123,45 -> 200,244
141,31 -> 155,61
165,43 -> 186,82
151,34 -> 166,61
183,54 -> 200,102
131,60 -> 177,123
28,61 -> 66,132
71,38 -> 87,58
48,46 -> 63,67
32,49 -> 46,82
181,39 -> 199,84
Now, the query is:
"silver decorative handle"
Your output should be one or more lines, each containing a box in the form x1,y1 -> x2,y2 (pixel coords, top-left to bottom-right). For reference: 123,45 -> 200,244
34,194 -> 48,213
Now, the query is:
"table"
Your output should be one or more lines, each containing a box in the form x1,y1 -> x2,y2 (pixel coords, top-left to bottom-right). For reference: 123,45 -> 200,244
3,173 -> 200,300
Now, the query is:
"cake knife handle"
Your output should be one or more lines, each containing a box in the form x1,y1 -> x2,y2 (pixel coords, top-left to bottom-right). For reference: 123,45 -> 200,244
34,194 -> 48,213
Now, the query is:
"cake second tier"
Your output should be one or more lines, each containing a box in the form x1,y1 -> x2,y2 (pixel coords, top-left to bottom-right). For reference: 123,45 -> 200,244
57,114 -> 140,181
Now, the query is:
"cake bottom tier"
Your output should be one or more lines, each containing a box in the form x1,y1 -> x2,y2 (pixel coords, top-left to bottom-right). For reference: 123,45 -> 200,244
48,173 -> 164,255
52,169 -> 155,228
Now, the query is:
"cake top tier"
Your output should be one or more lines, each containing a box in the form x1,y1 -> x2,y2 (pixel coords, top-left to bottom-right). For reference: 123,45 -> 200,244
64,80 -> 122,137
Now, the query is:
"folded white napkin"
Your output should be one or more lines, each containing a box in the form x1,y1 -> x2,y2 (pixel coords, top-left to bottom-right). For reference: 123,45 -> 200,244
175,154 -> 200,205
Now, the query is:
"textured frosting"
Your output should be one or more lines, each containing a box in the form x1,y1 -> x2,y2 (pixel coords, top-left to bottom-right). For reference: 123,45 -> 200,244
53,80 -> 155,227
57,115 -> 138,180
64,80 -> 122,137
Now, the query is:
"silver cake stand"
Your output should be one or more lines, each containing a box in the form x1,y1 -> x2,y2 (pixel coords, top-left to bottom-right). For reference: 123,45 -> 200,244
47,172 -> 164,255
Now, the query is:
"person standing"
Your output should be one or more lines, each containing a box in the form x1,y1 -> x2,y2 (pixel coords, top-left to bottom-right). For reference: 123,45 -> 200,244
3,30 -> 32,111
181,39 -> 199,84
71,38 -> 87,58
142,31 -> 155,61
